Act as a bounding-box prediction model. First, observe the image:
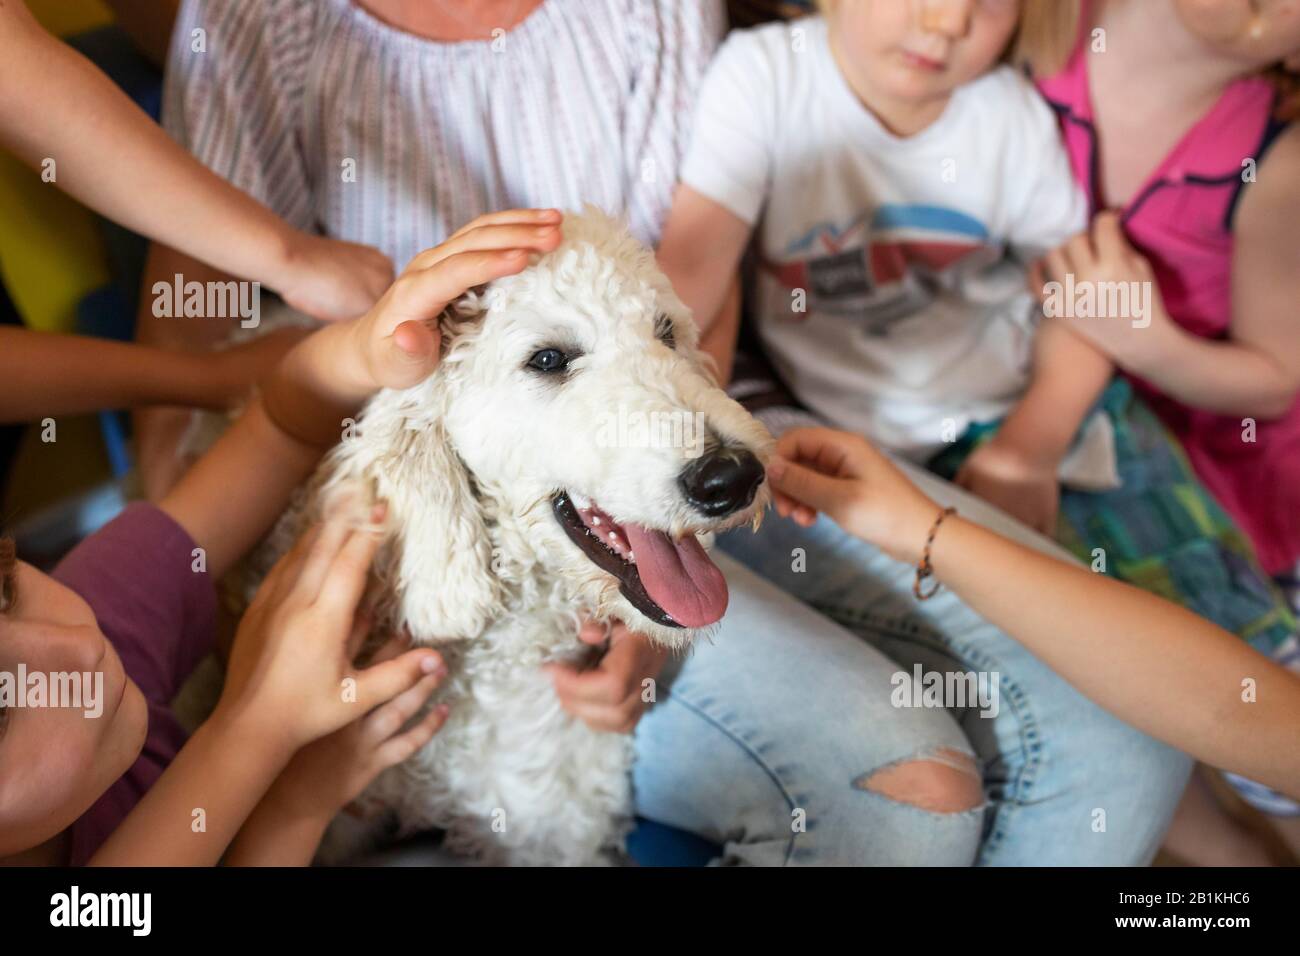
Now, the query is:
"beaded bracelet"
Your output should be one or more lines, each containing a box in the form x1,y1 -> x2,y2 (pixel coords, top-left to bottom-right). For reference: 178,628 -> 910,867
913,507 -> 957,601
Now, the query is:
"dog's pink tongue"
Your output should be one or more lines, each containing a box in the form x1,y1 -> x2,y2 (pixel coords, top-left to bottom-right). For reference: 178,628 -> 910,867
624,525 -> 728,628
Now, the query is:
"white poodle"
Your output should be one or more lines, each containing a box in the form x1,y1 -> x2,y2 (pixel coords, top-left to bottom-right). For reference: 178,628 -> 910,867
262,208 -> 773,865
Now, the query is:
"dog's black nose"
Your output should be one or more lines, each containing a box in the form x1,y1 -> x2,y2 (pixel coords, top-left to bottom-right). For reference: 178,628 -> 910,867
678,447 -> 765,519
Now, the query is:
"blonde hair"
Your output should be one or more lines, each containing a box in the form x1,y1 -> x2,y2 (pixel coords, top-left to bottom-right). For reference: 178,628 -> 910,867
1267,66 -> 1300,121
1012,0 -> 1082,77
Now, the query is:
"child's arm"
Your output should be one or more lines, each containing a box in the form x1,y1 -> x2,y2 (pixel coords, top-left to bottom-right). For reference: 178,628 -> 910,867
1056,180 -> 1300,419
0,327 -> 303,424
90,211 -> 562,866
89,514 -> 445,867
0,0 -> 392,322
768,428 -> 1300,800
224,637 -> 448,866
657,185 -> 752,384
955,317 -> 1113,534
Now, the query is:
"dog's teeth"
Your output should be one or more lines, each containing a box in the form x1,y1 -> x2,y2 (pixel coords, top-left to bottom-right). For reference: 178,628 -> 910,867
592,516 -> 601,526
628,551 -> 635,562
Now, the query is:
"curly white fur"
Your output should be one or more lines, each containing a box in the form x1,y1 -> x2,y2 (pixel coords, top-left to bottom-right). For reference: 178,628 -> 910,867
260,208 -> 772,865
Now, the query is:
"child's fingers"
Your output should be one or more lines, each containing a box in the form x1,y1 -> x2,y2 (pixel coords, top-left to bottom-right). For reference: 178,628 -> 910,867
576,618 -> 611,647
1091,210 -> 1129,261
291,515 -> 360,602
404,211 -> 562,273
362,629 -> 414,664
1042,245 -> 1074,287
345,607 -> 374,661
354,648 -> 445,712
545,661 -> 622,707
766,454 -> 853,519
254,521 -> 322,609
410,222 -> 562,272
373,704 -> 449,768
361,672 -> 442,746
445,208 -> 562,244
397,248 -> 535,309
313,525 -> 384,621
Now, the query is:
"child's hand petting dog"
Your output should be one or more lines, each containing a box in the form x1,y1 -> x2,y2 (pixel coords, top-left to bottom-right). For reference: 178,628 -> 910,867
766,427 -> 943,566
217,505 -> 446,756
546,619 -> 670,734
264,633 -> 449,821
224,630 -> 448,866
343,208 -> 566,393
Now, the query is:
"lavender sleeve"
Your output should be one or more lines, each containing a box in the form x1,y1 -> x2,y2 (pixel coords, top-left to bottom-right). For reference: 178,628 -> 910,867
54,503 -> 217,864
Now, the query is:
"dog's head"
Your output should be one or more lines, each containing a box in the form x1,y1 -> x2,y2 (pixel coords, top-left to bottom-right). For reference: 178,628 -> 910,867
338,208 -> 771,649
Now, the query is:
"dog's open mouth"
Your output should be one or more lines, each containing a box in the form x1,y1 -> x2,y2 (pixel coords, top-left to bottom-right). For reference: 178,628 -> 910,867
552,492 -> 728,629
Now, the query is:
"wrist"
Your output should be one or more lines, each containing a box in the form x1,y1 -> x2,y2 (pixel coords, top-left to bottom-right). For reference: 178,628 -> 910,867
264,774 -> 339,829
878,495 -> 946,567
262,224 -> 312,298
207,699 -> 300,769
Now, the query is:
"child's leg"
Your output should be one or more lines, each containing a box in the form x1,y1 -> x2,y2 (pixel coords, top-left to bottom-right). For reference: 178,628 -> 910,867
719,478 -> 1192,866
633,554 -> 985,866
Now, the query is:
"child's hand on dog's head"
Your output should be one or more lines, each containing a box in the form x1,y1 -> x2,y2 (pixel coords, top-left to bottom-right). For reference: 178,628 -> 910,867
216,502 -> 447,758
342,208 -> 565,392
545,619 -> 669,734
766,428 -> 942,567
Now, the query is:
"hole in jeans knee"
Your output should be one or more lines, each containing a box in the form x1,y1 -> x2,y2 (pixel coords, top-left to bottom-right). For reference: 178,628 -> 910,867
856,748 -> 983,814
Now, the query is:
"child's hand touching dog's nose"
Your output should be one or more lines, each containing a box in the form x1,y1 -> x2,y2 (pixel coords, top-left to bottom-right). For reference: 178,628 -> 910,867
766,428 -> 942,566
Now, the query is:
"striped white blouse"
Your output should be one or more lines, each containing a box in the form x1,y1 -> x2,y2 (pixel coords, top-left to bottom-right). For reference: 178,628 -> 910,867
162,0 -> 725,270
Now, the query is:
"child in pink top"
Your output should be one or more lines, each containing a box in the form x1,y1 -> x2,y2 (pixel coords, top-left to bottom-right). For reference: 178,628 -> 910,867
1037,0 -> 1300,579
1026,0 -> 1300,864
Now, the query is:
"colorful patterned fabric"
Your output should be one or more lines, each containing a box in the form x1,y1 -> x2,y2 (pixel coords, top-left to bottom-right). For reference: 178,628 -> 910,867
930,379 -> 1297,659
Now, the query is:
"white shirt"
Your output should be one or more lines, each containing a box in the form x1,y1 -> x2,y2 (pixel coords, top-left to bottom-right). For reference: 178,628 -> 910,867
163,0 -> 725,267
682,16 -> 1088,461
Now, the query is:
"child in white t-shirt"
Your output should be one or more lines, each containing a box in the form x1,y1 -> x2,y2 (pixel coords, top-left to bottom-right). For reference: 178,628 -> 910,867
658,0 -> 1099,525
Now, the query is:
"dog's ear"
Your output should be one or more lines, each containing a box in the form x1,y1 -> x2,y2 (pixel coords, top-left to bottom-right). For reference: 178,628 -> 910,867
375,409 -> 502,641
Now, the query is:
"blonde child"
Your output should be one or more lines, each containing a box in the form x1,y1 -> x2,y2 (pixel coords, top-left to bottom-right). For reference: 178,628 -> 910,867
657,0 -> 1196,866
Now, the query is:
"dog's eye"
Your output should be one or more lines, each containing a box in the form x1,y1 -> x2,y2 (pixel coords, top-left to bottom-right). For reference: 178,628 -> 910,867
655,314 -> 676,350
527,348 -> 571,374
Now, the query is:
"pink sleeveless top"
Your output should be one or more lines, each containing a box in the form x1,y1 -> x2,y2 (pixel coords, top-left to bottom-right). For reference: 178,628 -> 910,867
1038,30 -> 1300,575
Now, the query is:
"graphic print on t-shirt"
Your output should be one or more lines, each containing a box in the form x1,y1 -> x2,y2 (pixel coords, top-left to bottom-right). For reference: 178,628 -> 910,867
760,203 -> 992,335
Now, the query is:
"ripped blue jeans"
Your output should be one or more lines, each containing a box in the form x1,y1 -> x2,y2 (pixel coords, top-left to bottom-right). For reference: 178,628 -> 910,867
633,460 -> 1191,865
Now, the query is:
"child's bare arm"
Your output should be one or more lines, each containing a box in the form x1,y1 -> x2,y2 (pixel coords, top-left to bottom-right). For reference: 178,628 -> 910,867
0,1 -> 393,320
657,185 -> 752,336
0,327 -> 302,424
1058,166 -> 1300,419
955,319 -> 1112,533
768,428 -> 1300,800
699,276 -> 742,385
91,213 -> 559,866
